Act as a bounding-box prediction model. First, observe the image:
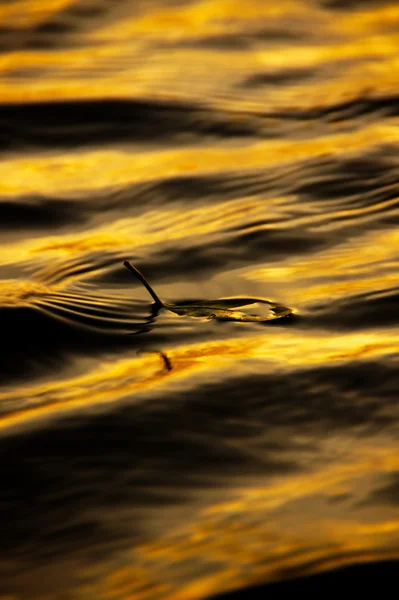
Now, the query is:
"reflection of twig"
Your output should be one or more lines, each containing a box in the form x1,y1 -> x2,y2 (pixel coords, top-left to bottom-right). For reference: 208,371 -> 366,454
150,303 -> 161,319
136,349 -> 173,372
128,302 -> 161,335
160,351 -> 172,371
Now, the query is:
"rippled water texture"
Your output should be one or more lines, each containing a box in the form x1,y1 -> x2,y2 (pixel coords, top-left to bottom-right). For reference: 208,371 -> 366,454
1,1 -> 399,599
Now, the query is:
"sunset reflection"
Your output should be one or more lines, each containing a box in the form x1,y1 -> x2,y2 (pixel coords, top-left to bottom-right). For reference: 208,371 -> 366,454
1,1 -> 399,599
1,0 -> 399,105
78,447 -> 399,600
1,123 -> 398,198
1,329 -> 398,433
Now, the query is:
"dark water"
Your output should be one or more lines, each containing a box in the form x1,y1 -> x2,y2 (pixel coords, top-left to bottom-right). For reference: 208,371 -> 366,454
1,1 -> 399,598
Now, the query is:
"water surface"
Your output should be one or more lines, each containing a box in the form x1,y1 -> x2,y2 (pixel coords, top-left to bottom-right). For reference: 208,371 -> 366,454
1,1 -> 399,598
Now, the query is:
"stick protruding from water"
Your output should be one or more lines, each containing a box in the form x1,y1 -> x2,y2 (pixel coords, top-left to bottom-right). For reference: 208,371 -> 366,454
124,260 -> 164,308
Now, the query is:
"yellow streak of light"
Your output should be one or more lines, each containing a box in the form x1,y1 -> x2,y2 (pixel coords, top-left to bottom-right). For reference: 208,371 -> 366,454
0,122 -> 398,199
0,194 -> 273,268
203,452 -> 399,518
255,35 -> 399,70
342,5 -> 399,34
90,0 -> 304,41
0,0 -> 76,28
246,228 -> 399,305
78,445 -> 399,600
0,0 -> 398,110
134,449 -> 399,598
1,37 -> 399,107
0,43 -> 132,74
297,272 -> 399,304
0,278 -> 52,307
1,329 -> 398,434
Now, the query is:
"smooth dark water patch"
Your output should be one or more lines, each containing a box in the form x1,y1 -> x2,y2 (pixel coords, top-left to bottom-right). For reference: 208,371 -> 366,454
209,560 -> 399,598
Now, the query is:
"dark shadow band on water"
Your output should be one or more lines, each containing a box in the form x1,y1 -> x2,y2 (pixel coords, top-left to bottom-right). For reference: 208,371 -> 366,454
208,559 -> 399,598
0,98 -> 259,153
1,93 -> 398,154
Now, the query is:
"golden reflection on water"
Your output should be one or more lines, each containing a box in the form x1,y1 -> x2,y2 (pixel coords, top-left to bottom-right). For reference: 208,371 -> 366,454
78,445 -> 399,600
1,329 -> 398,433
1,122 -> 399,198
246,228 -> 399,306
1,0 -> 399,105
1,1 -> 399,598
2,200 -> 398,323
0,0 -> 76,28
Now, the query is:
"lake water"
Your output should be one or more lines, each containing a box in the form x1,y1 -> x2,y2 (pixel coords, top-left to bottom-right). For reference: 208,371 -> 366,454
0,1 -> 399,598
